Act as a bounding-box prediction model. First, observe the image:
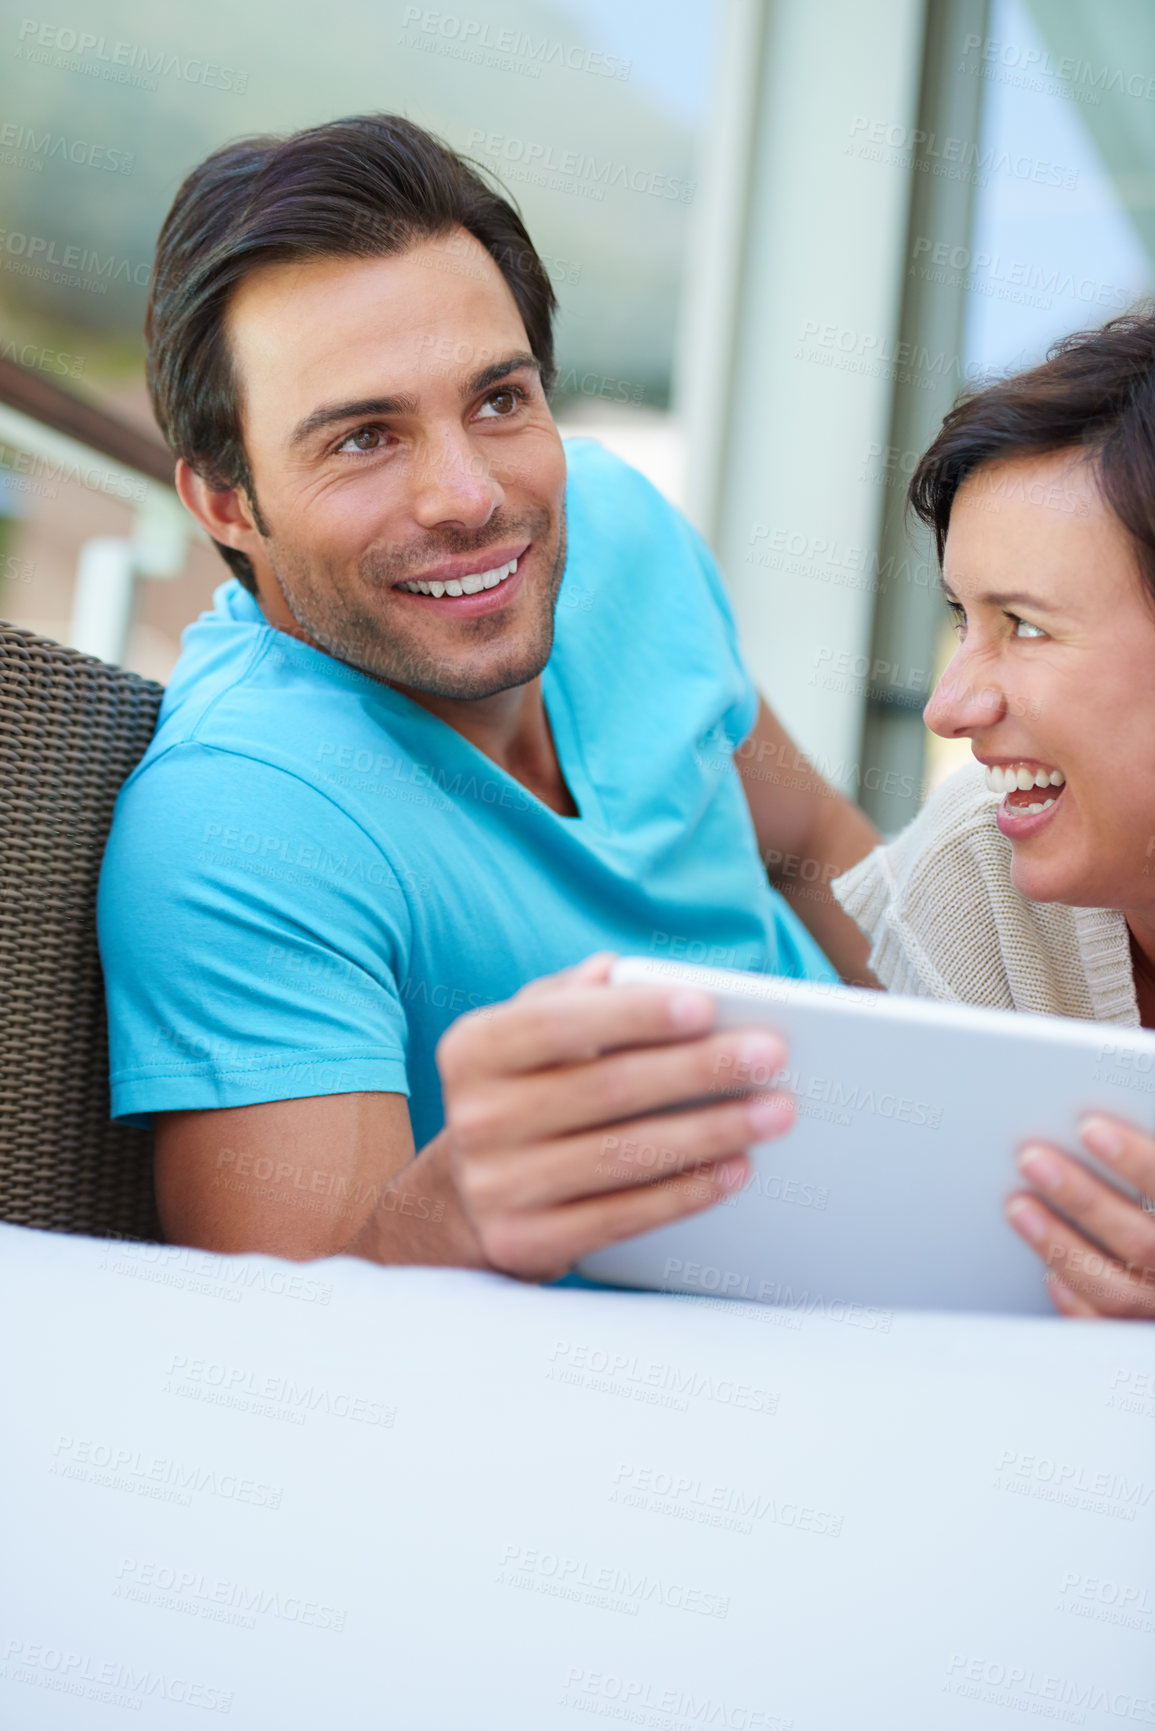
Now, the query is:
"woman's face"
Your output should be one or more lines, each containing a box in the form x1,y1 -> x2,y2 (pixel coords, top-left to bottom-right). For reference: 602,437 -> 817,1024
924,450 -> 1155,911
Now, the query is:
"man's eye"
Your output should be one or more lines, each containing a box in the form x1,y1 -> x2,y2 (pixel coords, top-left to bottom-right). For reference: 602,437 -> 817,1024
946,600 -> 966,635
477,388 -> 523,419
338,426 -> 385,454
1012,616 -> 1046,639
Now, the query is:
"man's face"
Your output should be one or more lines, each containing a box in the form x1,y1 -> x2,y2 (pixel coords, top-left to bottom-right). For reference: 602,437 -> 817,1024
224,229 -> 568,701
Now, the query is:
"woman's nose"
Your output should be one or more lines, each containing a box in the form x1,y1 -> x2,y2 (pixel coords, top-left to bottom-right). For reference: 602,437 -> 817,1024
924,651 -> 1007,737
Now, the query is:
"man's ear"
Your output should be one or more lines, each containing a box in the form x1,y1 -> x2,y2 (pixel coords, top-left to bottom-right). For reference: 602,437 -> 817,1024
175,459 -> 266,564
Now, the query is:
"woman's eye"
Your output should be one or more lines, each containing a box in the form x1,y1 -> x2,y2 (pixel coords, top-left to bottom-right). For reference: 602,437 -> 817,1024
338,426 -> 385,454
946,600 -> 966,635
1012,617 -> 1046,639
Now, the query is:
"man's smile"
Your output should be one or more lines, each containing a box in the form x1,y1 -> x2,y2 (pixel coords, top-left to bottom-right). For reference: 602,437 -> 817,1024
395,540 -> 528,598
390,544 -> 531,617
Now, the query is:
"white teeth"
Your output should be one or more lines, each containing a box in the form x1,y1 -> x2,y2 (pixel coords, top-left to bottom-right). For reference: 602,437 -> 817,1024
984,763 -> 1066,796
398,557 -> 519,597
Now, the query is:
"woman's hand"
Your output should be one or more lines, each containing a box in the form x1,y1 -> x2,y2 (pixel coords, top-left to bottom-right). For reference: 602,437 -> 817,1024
1007,1115 -> 1155,1318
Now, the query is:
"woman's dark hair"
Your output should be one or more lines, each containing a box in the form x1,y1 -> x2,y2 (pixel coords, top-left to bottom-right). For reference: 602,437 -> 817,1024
145,113 -> 558,590
909,309 -> 1155,597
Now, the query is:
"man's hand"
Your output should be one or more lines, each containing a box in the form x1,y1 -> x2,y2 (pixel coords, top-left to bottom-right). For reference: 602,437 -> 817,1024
1007,1115 -> 1155,1319
435,952 -> 794,1284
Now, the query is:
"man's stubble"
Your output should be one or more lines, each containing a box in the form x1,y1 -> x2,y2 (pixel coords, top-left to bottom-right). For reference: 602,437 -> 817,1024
263,504 -> 568,701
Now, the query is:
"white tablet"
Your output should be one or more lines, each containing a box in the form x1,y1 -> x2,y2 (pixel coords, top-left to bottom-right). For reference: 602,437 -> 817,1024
576,956 -> 1155,1316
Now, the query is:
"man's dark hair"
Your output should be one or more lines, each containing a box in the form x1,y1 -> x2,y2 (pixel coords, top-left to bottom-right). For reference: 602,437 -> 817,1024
909,308 -> 1155,599
145,113 -> 558,591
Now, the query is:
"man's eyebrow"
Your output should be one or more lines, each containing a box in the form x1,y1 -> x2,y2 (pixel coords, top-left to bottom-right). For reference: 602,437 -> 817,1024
291,393 -> 419,449
464,352 -> 541,396
289,353 -> 541,450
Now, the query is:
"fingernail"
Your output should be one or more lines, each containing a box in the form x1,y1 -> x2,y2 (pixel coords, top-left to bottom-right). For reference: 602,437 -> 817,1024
748,1095 -> 791,1135
1080,1115 -> 1124,1162
669,990 -> 715,1030
1047,1276 -> 1077,1312
1006,1196 -> 1048,1243
716,1155 -> 750,1191
1017,1144 -> 1063,1191
737,1032 -> 786,1072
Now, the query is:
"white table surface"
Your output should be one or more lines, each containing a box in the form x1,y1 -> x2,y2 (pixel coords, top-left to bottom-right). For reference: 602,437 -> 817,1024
1,1222 -> 1153,1729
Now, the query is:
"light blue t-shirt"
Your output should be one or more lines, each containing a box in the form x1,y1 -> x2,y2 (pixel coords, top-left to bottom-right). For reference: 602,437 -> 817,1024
98,439 -> 836,1142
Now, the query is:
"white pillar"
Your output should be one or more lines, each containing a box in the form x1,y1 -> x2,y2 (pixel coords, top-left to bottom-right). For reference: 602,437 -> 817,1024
68,537 -> 136,666
678,0 -> 927,780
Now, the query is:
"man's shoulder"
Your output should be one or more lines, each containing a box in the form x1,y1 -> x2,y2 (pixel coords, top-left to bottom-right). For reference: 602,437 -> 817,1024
140,603 -> 407,789
559,437 -> 720,623
563,436 -> 689,540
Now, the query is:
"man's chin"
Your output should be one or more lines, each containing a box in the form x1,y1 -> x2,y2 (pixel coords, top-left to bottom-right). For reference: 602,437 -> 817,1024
304,620 -> 554,702
388,646 -> 554,703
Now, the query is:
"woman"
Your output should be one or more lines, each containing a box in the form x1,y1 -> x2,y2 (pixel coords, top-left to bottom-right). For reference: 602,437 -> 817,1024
834,312 -> 1155,1321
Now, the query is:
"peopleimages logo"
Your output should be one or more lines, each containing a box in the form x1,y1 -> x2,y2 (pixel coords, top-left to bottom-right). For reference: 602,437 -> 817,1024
560,1668 -> 793,1729
498,1545 -> 730,1619
114,1557 -> 348,1633
50,1435 -> 284,1510
0,122 -> 133,173
400,7 -> 631,79
467,129 -> 695,203
959,31 -> 1155,104
0,227 -> 150,289
2,1640 -> 233,1716
16,20 -> 249,91
945,1653 -> 1155,1723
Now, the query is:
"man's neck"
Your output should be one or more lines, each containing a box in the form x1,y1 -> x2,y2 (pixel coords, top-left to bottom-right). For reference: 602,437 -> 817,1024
399,679 -> 577,817
253,584 -> 576,817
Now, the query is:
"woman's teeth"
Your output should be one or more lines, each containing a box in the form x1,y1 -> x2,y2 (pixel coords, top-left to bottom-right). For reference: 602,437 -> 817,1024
397,557 -> 518,598
984,763 -> 1066,795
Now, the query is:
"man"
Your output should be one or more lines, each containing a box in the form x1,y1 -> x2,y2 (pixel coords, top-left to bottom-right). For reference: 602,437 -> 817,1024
98,114 -> 879,1280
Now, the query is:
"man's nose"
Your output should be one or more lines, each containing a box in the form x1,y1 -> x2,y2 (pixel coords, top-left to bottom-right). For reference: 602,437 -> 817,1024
924,649 -> 1007,737
410,432 -> 502,530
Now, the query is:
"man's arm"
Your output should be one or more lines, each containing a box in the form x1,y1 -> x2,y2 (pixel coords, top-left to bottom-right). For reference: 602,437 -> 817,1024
737,699 -> 880,984
154,955 -> 795,1278
153,1092 -> 479,1265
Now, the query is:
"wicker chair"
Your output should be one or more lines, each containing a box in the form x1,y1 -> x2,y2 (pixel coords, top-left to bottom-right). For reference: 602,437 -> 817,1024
0,622 -> 163,1239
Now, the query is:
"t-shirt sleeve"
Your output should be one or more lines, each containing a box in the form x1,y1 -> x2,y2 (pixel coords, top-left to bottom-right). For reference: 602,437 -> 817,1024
97,743 -> 413,1126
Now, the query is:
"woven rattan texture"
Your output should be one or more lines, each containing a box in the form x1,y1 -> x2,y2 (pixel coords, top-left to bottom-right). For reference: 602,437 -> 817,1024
1,622 -> 163,1239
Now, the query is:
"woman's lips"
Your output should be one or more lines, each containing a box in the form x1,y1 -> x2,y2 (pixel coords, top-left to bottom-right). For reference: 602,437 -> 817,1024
995,783 -> 1066,841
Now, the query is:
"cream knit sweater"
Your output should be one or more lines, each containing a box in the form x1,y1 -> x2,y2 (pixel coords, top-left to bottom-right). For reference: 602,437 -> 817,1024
831,762 -> 1139,1025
